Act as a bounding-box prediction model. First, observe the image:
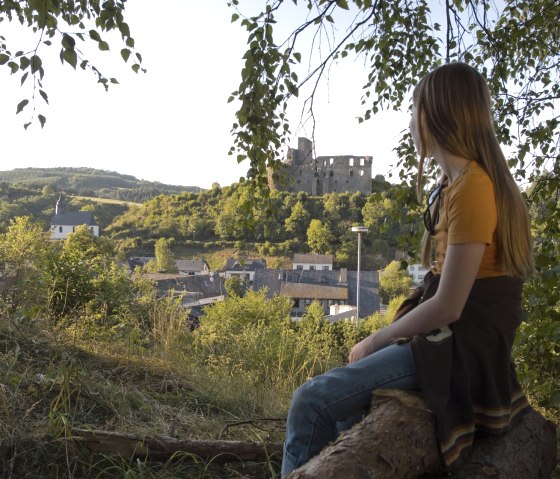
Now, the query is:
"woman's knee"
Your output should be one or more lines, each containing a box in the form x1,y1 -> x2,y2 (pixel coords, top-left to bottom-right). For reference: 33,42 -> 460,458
289,376 -> 331,416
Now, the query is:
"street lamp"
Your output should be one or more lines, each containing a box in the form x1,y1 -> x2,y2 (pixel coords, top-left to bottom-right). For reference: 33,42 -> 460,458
351,225 -> 368,328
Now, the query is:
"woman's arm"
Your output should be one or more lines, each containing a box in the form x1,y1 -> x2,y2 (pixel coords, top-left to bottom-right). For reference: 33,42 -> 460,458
348,242 -> 486,363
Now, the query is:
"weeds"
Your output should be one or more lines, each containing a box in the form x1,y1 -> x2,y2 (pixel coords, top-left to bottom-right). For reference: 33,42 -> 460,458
0,285 -> 557,478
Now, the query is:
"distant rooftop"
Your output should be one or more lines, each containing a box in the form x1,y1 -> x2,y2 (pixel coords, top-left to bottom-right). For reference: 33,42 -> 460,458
224,258 -> 267,271
51,211 -> 98,226
293,254 -> 334,264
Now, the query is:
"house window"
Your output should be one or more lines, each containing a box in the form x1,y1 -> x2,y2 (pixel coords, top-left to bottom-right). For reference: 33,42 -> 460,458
349,170 -> 353,177
360,158 -> 365,166
309,265 -> 316,270
330,158 -> 334,165
329,171 -> 333,177
58,226 -> 62,233
296,265 -> 303,270
349,158 -> 354,166
322,266 -> 329,271
360,170 -> 364,176
293,299 -> 300,308
305,299 -> 311,305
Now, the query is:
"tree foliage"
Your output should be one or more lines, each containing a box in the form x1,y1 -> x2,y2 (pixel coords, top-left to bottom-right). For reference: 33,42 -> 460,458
154,237 -> 177,273
379,261 -> 412,305
0,1 -> 144,128
306,218 -> 334,254
0,216 -> 51,315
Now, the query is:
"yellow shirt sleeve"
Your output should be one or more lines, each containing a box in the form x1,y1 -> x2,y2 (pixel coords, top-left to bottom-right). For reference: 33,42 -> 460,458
447,169 -> 497,245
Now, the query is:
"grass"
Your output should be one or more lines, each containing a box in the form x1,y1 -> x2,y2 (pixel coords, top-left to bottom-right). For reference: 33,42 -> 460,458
0,318 -> 284,478
71,195 -> 142,207
0,315 -> 557,478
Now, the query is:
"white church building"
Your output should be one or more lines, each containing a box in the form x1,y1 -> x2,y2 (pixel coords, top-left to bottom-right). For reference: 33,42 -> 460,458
50,196 -> 99,240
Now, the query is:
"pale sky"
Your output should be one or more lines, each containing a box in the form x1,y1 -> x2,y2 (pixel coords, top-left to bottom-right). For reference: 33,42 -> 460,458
0,1 -> 409,189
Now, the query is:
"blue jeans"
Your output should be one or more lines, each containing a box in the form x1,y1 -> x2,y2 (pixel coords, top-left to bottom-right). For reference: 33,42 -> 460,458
281,342 -> 419,477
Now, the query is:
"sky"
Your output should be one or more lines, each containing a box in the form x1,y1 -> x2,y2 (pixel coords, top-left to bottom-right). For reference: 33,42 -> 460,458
0,1 -> 410,189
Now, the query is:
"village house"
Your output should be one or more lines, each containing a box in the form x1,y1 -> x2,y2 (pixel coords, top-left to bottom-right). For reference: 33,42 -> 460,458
50,197 -> 99,240
252,268 -> 379,321
292,253 -> 333,271
142,272 -> 225,326
407,263 -> 429,286
127,257 -> 210,276
224,258 -> 267,283
175,259 -> 210,276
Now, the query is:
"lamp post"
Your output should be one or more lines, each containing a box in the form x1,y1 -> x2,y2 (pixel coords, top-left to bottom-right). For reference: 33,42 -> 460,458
351,226 -> 368,328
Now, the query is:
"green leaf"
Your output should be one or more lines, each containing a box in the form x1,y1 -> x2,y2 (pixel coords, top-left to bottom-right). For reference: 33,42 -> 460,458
20,72 -> 28,85
38,114 -> 46,128
0,53 -> 9,65
16,99 -> 29,114
20,56 -> 30,70
336,0 -> 349,9
231,13 -> 239,22
31,55 -> 43,73
293,52 -> 301,62
119,22 -> 131,38
62,34 -> 76,50
89,30 -> 101,42
62,48 -> 78,69
98,41 -> 110,51
121,48 -> 130,62
39,89 -> 49,104
7,61 -> 18,74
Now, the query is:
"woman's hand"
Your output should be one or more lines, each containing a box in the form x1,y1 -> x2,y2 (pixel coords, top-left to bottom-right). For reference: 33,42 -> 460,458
348,329 -> 390,363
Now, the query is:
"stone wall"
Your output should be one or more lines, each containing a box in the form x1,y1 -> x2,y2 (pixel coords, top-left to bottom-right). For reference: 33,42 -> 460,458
271,137 -> 373,195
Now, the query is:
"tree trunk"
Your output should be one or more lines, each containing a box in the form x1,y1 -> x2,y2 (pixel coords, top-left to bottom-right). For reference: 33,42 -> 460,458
288,389 -> 557,479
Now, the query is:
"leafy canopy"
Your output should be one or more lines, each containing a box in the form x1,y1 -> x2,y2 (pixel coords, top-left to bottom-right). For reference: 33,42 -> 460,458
0,0 -> 144,128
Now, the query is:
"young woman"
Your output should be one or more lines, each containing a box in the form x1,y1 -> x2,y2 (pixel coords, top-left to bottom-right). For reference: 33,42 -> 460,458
281,62 -> 534,477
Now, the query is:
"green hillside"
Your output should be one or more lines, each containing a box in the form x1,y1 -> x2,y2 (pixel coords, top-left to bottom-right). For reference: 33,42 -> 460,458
0,167 -> 203,203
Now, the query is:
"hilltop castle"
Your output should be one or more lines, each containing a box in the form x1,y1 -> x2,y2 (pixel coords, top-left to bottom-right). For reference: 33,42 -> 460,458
269,137 -> 373,195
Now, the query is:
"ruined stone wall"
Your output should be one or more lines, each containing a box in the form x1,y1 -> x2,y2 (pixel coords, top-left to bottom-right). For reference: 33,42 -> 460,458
270,137 -> 373,195
317,155 -> 372,194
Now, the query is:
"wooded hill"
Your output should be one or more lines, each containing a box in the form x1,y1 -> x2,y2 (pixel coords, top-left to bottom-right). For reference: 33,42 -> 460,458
0,167 -> 202,203
0,171 -> 416,271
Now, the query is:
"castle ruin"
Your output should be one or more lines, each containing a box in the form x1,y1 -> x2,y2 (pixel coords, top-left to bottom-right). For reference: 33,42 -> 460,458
270,137 -> 373,195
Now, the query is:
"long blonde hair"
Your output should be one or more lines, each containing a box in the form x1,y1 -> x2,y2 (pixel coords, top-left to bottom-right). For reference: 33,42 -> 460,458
413,62 -> 534,277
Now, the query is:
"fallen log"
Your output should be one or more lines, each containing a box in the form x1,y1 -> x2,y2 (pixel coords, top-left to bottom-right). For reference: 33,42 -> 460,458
70,428 -> 283,464
289,389 -> 558,479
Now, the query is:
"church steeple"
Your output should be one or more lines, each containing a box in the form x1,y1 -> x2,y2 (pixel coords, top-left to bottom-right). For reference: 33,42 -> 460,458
55,194 -> 63,215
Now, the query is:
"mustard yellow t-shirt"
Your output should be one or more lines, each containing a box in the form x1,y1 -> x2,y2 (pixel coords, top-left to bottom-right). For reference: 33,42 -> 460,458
432,161 -> 505,278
